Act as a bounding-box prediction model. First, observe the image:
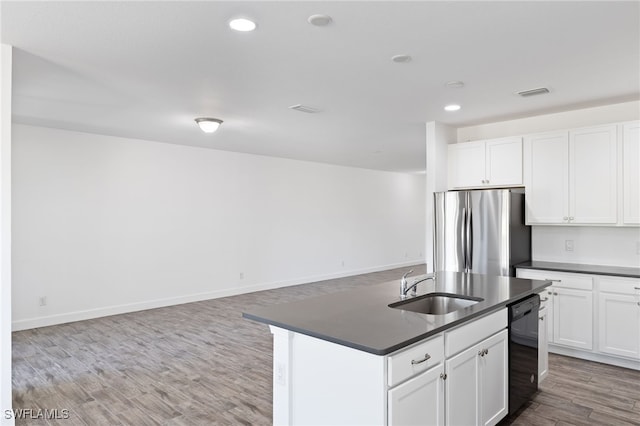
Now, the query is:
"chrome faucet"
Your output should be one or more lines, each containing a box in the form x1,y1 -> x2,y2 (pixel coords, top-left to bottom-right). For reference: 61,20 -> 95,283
400,269 -> 417,299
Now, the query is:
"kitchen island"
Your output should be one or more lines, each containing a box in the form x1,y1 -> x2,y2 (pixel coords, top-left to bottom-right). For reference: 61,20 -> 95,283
243,271 -> 551,425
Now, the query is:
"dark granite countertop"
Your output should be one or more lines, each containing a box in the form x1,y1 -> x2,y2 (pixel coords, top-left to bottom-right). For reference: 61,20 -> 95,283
516,261 -> 640,279
243,272 -> 551,355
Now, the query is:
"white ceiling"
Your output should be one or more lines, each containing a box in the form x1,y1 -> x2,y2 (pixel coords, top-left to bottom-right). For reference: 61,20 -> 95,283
2,1 -> 639,172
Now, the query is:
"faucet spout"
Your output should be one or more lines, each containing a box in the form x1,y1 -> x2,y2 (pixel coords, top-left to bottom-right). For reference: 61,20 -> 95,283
400,269 -> 413,299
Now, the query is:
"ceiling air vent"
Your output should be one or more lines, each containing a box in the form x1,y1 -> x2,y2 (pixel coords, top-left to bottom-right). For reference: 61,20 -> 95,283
517,87 -> 550,97
289,104 -> 321,113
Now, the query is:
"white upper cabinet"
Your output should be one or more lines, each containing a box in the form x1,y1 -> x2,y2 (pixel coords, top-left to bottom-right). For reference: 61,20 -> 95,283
570,125 -> 618,224
523,132 -> 569,224
524,124 -> 618,225
448,137 -> 522,189
623,121 -> 640,225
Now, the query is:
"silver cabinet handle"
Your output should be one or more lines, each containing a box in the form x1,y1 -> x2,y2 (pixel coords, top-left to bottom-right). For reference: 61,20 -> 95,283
544,279 -> 561,282
411,353 -> 431,365
540,316 -> 544,321
478,350 -> 483,356
440,373 -> 447,380
540,297 -> 548,302
485,348 -> 489,355
634,287 -> 640,290
554,292 -> 558,295
478,348 -> 488,357
569,216 -> 574,220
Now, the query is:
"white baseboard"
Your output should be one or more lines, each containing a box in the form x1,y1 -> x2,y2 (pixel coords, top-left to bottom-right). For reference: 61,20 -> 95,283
12,260 -> 424,332
549,344 -> 640,371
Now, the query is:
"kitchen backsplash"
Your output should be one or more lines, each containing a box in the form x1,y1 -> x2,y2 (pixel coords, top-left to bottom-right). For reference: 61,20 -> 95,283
532,226 -> 640,268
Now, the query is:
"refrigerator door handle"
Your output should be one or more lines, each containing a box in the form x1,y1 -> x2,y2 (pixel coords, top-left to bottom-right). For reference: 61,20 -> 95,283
466,206 -> 473,272
461,207 -> 468,272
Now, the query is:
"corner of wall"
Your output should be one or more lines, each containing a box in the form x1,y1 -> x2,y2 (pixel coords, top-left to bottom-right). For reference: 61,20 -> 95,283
1,43 -> 15,425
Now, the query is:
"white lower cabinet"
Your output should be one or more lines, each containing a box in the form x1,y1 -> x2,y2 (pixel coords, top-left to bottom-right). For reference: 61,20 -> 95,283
516,268 -> 640,370
445,330 -> 508,426
553,287 -> 593,350
516,269 -> 593,350
538,305 -> 549,383
598,277 -> 640,359
271,309 -> 511,426
388,364 -> 445,426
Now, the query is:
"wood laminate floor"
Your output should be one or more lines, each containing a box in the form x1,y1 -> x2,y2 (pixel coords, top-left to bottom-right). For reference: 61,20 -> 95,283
12,265 -> 640,425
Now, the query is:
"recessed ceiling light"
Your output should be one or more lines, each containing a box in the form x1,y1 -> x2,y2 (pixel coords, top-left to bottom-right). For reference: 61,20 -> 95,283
195,117 -> 223,133
229,18 -> 257,32
391,54 -> 412,63
445,81 -> 465,89
308,14 -> 333,26
444,104 -> 461,112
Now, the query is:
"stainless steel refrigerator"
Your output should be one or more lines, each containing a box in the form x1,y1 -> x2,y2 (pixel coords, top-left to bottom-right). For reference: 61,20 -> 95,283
434,188 -> 531,277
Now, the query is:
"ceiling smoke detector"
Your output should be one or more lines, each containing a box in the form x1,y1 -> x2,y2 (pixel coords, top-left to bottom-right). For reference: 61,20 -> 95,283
517,87 -> 550,97
289,104 -> 321,113
308,14 -> 333,26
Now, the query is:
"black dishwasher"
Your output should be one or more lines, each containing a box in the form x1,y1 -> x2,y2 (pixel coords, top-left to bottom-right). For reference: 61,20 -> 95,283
508,293 -> 540,415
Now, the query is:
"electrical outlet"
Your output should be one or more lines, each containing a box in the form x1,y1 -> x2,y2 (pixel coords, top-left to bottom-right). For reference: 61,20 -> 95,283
565,240 -> 574,252
39,296 -> 47,307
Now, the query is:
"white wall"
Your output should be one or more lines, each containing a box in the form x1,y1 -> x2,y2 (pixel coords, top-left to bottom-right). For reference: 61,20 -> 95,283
12,124 -> 426,330
457,100 -> 640,268
1,44 -> 14,426
457,100 -> 639,142
425,121 -> 455,273
532,226 -> 639,268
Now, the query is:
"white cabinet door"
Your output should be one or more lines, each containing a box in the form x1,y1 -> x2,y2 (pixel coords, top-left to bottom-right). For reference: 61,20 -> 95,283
598,292 -> 640,359
485,137 -> 522,187
524,132 -> 569,224
569,125 -> 618,224
478,330 -> 508,426
445,344 -> 479,426
538,306 -> 549,383
388,364 -> 445,426
448,141 -> 486,188
445,330 -> 508,426
623,122 -> 640,225
553,288 -> 593,350
541,288 -> 554,344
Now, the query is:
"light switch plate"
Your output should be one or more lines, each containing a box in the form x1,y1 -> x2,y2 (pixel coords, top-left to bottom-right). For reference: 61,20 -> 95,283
565,240 -> 574,252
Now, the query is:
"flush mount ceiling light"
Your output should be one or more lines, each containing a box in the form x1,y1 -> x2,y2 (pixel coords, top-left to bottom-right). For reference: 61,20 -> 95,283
444,104 -> 461,112
308,14 -> 333,26
195,117 -> 223,133
229,18 -> 257,32
391,54 -> 412,63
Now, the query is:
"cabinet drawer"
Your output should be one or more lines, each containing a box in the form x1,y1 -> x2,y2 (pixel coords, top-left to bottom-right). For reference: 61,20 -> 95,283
517,269 -> 592,291
599,277 -> 640,295
444,309 -> 507,358
388,334 -> 444,387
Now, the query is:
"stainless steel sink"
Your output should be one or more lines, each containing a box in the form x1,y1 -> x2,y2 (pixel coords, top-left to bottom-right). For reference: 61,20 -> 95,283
389,293 -> 483,315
